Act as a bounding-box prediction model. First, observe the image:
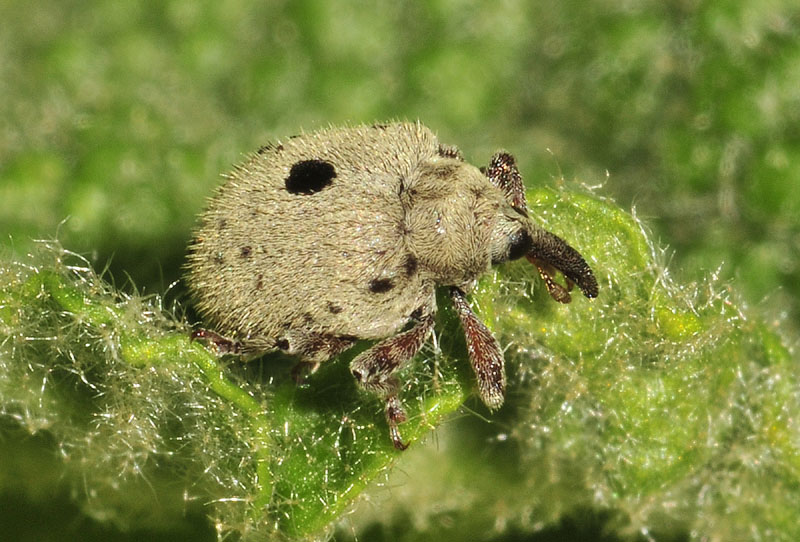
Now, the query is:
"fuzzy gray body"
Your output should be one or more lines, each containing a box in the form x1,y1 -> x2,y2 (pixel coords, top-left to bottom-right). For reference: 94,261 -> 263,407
189,123 -> 506,359
187,122 -> 598,449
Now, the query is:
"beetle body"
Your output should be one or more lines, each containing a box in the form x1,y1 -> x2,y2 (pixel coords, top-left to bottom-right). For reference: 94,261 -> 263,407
186,122 -> 598,449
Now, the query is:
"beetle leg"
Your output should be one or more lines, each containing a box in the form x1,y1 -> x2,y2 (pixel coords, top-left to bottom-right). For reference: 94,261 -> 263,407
350,314 -> 436,450
190,328 -> 242,354
450,287 -> 506,410
484,152 -> 528,215
290,331 -> 358,363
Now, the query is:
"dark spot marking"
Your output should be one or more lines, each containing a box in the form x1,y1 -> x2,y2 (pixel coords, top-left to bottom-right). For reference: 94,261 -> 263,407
285,159 -> 336,195
409,306 -> 424,320
213,252 -> 224,264
255,274 -> 264,290
403,254 -> 418,276
275,338 -> 290,350
369,278 -> 394,293
217,218 -> 227,231
437,144 -> 463,160
240,246 -> 252,258
327,302 -> 343,314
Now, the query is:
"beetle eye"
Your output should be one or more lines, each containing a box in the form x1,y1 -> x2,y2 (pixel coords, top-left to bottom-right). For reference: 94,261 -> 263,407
506,229 -> 532,261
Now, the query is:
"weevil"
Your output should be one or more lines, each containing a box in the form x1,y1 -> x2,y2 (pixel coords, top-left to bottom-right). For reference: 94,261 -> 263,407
186,122 -> 598,449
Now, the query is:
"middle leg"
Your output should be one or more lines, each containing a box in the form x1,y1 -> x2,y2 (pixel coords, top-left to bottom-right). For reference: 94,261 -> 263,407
350,313 -> 436,450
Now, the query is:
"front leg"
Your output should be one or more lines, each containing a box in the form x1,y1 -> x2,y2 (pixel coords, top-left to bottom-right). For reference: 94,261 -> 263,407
350,314 -> 436,450
450,287 -> 506,410
484,152 -> 527,214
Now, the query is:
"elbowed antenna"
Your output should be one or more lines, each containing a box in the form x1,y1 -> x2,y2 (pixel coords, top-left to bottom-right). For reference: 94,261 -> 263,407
525,224 -> 599,304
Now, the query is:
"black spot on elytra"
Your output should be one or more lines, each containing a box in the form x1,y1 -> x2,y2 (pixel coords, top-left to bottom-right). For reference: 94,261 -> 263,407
368,278 -> 394,293
275,338 -> 290,350
409,306 -> 424,320
240,246 -> 252,258
285,159 -> 336,195
213,252 -> 224,264
255,274 -> 264,290
403,254 -> 418,276
327,302 -> 343,314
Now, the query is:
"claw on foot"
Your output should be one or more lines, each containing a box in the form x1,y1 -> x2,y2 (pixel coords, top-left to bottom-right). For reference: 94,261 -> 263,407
386,395 -> 408,450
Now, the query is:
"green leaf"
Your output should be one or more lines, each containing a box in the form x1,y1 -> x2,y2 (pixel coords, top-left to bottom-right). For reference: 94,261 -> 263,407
2,188 -> 799,541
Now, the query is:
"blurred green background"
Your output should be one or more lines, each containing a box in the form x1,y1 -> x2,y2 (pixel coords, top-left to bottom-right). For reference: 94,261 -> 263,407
2,0 -> 799,540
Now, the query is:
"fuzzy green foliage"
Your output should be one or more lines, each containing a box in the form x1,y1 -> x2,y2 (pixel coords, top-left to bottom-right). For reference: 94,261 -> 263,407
3,1 -> 800,540
0,241 -> 465,539
2,188 -> 798,541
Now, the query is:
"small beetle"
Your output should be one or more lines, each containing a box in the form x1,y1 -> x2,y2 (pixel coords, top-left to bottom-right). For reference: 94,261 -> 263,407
186,122 -> 598,449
